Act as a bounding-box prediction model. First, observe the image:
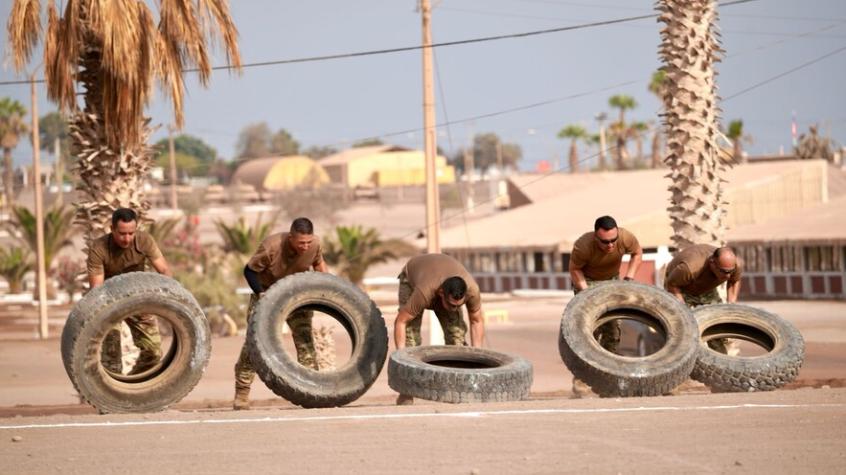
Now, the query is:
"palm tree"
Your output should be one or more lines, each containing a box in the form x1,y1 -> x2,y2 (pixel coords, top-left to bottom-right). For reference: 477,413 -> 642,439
7,0 -> 242,245
648,70 -> 668,168
631,121 -> 650,167
39,111 -> 70,205
322,226 -> 417,286
0,98 -> 28,211
726,120 -> 752,164
608,95 -> 637,169
215,214 -> 277,266
0,246 -> 32,294
658,0 -> 728,249
4,204 -> 77,298
557,125 -> 588,173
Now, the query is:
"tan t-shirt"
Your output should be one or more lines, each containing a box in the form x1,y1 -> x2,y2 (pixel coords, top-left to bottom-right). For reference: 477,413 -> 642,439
247,232 -> 323,289
86,231 -> 164,279
570,228 -> 641,280
400,253 -> 482,318
664,244 -> 743,296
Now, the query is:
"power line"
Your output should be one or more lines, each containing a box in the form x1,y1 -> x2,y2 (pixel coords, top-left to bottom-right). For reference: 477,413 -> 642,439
723,44 -> 846,101
0,0 -> 759,87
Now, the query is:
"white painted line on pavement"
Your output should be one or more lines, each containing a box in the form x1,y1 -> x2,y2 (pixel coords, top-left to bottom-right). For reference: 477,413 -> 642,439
2,402 -> 844,431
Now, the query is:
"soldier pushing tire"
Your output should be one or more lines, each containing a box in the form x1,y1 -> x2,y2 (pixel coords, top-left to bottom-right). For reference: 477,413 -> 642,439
61,272 -> 211,414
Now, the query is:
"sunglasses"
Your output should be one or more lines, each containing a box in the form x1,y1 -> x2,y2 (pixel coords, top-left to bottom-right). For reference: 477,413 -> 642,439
595,235 -> 618,245
717,267 -> 736,275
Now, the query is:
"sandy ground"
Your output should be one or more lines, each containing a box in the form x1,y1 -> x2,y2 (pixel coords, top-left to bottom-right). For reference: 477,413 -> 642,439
0,297 -> 844,473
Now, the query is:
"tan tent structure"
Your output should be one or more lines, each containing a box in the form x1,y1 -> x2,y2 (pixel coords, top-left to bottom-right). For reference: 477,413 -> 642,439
231,156 -> 329,191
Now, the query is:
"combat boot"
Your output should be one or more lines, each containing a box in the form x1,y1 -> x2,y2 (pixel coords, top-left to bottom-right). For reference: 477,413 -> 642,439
233,384 -> 251,410
396,394 -> 414,406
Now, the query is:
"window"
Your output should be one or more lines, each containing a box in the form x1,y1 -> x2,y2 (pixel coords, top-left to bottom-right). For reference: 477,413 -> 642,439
533,252 -> 545,273
805,246 -> 838,272
770,245 -> 801,272
561,253 -> 571,272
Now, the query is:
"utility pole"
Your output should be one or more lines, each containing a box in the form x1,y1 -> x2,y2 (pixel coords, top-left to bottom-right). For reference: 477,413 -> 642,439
463,146 -> 474,213
421,0 -> 440,254
596,112 -> 608,171
168,125 -> 178,210
30,73 -> 49,339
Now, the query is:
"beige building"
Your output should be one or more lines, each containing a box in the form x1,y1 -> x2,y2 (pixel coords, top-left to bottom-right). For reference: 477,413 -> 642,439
436,160 -> 837,296
320,145 -> 456,188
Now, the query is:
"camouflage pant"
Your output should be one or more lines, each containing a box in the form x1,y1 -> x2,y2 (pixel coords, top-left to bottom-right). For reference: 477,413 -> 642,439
235,294 -> 317,390
398,271 -> 467,347
682,288 -> 730,354
574,276 -> 621,354
101,314 -> 162,375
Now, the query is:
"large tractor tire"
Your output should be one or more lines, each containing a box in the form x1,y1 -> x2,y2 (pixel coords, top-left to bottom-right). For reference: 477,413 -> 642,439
691,304 -> 804,392
61,272 -> 210,414
247,272 -> 388,408
559,281 -> 698,397
388,345 -> 532,403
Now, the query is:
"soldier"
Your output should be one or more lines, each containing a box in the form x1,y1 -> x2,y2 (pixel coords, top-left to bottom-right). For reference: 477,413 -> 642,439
568,215 -> 643,353
665,245 -> 743,354
233,217 -> 328,410
393,253 -> 486,405
87,208 -> 172,375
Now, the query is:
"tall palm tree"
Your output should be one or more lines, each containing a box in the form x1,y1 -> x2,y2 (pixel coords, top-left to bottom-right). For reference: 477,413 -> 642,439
658,0 -> 728,249
557,125 -> 588,173
648,70 -> 668,168
608,94 -> 637,170
39,111 -> 70,205
322,226 -> 417,286
0,98 -> 28,211
4,204 -> 77,298
631,121 -> 650,167
7,0 -> 242,244
726,120 -> 751,164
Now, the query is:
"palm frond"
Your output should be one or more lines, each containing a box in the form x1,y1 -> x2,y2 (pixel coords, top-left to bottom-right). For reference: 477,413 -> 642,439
7,0 -> 42,72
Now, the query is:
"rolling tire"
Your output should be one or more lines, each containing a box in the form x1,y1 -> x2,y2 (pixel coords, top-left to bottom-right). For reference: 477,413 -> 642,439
388,345 -> 533,403
559,281 -> 698,397
691,304 -> 804,392
247,272 -> 388,408
61,272 -> 211,413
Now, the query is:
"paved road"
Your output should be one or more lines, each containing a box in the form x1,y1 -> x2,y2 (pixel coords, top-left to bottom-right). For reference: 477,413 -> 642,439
1,389 -> 844,474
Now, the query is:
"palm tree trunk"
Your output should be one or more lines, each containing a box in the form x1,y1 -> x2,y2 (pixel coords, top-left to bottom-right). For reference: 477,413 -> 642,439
635,134 -> 644,164
733,140 -> 744,164
659,0 -> 728,249
615,136 -> 627,170
3,148 -> 13,210
569,139 -> 579,173
651,129 -> 662,168
70,43 -> 152,245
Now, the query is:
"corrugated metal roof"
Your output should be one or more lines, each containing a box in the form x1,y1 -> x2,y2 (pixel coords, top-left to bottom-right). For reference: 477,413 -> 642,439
437,160 -> 828,251
728,195 -> 846,243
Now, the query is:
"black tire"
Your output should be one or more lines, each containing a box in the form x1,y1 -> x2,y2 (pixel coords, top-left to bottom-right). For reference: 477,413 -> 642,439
388,346 -> 533,403
60,272 -> 211,414
559,281 -> 699,397
247,272 -> 388,408
691,304 -> 804,392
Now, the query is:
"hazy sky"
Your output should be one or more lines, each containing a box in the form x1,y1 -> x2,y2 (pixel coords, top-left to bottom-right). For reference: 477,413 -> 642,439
1,0 -> 845,170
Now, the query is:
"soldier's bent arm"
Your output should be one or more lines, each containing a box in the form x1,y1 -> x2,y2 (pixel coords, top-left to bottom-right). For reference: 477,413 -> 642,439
150,256 -> 172,278
468,308 -> 485,348
666,285 -> 685,303
393,309 -> 416,350
727,279 -> 741,303
89,272 -> 105,289
313,258 -> 328,273
243,265 -> 264,295
568,259 -> 588,291
625,245 -> 644,280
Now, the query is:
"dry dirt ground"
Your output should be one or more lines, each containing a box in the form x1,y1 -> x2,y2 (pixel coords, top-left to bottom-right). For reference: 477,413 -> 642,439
0,298 -> 844,473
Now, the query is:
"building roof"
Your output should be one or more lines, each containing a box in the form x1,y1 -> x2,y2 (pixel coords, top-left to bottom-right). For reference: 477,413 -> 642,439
319,145 -> 411,166
728,195 -> 846,244
231,155 -> 327,191
437,160 -> 828,252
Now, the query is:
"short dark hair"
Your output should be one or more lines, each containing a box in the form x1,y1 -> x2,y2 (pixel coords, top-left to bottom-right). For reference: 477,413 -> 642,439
594,215 -> 617,232
112,208 -> 137,227
290,217 -> 314,235
441,276 -> 467,300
